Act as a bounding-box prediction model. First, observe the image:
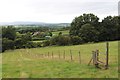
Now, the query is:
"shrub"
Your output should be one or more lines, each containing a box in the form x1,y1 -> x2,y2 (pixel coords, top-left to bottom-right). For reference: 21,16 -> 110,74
57,35 -> 71,46
25,42 -> 42,48
32,37 -> 45,41
71,36 -> 83,45
15,38 -> 24,49
50,35 -> 71,46
43,40 -> 50,47
50,36 -> 59,45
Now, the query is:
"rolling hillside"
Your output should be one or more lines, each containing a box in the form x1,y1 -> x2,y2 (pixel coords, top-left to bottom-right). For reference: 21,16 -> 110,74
1,41 -> 118,78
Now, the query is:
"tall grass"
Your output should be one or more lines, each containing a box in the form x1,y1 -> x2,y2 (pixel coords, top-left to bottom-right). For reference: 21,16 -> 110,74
2,41 -> 118,78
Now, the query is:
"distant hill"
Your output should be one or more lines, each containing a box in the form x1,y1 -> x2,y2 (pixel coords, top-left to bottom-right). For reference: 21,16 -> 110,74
0,21 -> 45,25
0,21 -> 70,27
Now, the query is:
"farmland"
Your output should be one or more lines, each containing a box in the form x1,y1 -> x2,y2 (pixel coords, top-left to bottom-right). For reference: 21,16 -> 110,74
52,30 -> 69,36
1,41 -> 118,78
1,14 -> 119,79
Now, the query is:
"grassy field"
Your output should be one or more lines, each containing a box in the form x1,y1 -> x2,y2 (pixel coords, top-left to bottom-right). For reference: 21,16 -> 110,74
52,30 -> 69,36
1,41 -> 118,78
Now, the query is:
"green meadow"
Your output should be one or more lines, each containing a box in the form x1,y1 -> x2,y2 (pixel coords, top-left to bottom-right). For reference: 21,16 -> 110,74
52,30 -> 69,36
1,41 -> 118,78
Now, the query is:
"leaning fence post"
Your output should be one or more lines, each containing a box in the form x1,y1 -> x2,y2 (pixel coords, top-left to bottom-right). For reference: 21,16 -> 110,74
78,51 -> 81,64
88,51 -> 94,66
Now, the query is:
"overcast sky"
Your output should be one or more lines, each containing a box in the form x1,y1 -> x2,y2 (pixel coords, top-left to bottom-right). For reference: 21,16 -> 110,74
0,0 -> 119,23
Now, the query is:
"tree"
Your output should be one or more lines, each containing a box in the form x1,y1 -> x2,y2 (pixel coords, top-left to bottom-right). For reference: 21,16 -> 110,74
2,26 -> 16,40
70,13 -> 99,36
49,32 -> 52,37
58,32 -> 62,36
79,23 -> 99,42
2,38 -> 15,52
14,38 -> 23,49
15,32 -> 32,48
100,16 -> 119,41
2,26 -> 16,52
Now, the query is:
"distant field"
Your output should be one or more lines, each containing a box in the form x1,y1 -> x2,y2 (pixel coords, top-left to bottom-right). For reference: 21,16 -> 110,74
32,30 -> 69,42
52,30 -> 69,36
1,41 -> 118,78
32,40 -> 44,43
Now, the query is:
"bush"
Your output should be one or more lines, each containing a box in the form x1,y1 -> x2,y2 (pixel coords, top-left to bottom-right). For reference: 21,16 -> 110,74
15,38 -> 24,49
57,36 -> 71,46
43,40 -> 50,47
50,35 -> 71,46
71,36 -> 83,45
50,36 -> 59,45
25,42 -> 42,48
32,37 -> 45,41
36,42 -> 42,47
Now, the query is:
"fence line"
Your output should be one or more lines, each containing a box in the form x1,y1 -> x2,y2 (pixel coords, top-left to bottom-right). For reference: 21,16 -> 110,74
40,50 -> 82,63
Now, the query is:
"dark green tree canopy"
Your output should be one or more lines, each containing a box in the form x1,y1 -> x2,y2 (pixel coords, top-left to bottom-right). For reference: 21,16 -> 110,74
100,16 -> 119,40
70,13 -> 99,36
70,13 -> 120,42
2,26 -> 16,40
79,23 -> 99,42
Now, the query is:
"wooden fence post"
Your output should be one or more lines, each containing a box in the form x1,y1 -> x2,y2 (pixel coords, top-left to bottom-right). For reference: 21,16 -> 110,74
70,50 -> 73,61
95,51 -> 99,68
96,50 -> 99,61
48,52 -> 49,58
78,51 -> 81,64
63,50 -> 65,59
52,51 -> 53,59
105,42 -> 109,69
88,51 -> 94,66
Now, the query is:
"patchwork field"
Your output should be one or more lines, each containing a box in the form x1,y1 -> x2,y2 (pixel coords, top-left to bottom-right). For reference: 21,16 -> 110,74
52,30 -> 69,36
1,41 -> 118,78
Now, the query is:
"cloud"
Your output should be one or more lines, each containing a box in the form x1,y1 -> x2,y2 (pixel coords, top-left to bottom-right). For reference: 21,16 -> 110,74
0,0 -> 119,23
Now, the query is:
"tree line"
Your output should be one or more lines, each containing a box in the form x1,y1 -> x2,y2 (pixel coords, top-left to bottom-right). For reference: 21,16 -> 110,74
70,13 -> 120,42
1,13 -> 120,52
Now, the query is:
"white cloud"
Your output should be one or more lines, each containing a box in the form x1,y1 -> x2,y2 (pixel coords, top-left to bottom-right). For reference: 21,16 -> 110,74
0,0 -> 119,23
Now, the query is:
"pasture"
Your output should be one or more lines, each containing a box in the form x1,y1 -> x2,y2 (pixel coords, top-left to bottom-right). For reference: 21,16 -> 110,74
1,41 -> 118,78
52,30 -> 69,36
